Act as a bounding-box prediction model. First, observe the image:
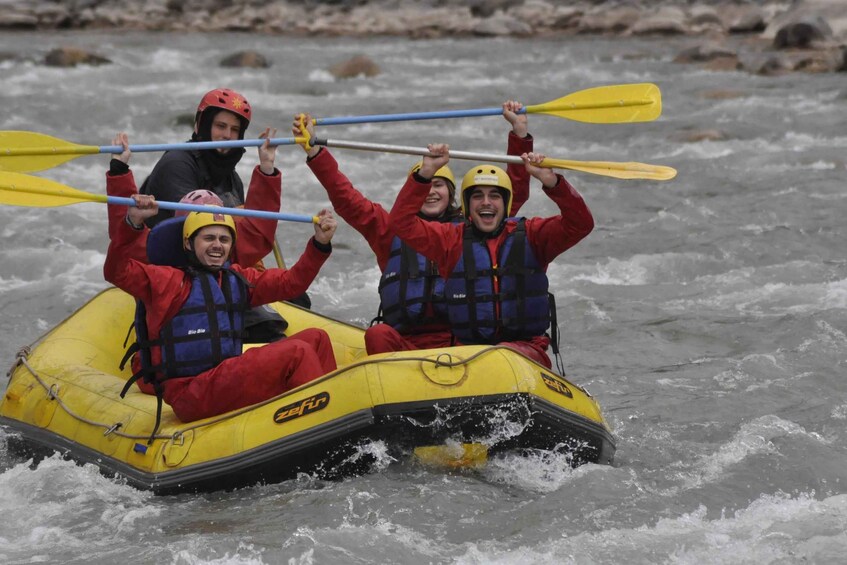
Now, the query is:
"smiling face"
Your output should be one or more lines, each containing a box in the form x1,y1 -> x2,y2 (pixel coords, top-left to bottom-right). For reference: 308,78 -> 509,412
185,225 -> 233,269
467,186 -> 506,233
204,110 -> 242,154
419,178 -> 452,218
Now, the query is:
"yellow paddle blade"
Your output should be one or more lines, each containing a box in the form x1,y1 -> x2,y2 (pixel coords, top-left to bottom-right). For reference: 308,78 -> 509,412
527,83 -> 662,123
0,171 -> 106,207
0,131 -> 99,173
414,443 -> 489,469
541,157 -> 677,181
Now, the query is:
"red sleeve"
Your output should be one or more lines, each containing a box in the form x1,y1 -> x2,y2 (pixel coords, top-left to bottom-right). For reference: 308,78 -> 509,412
524,174 -> 594,266
103,207 -> 188,313
507,131 -> 533,216
233,166 -> 281,267
237,238 -> 331,306
105,171 -> 148,263
387,174 -> 465,279
307,149 -> 394,269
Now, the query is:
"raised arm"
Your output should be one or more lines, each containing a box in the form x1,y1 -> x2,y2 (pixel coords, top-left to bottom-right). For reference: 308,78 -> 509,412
503,100 -> 533,215
246,209 -> 337,305
521,152 -> 594,266
235,127 -> 282,267
388,144 -> 464,276
294,113 -> 395,266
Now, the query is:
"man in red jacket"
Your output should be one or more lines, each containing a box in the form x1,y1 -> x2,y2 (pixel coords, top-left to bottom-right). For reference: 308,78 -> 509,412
293,102 -> 535,355
388,144 -> 594,369
104,135 -> 339,425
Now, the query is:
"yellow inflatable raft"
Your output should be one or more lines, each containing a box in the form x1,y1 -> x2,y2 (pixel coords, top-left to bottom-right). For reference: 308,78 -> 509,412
1,287 -> 615,494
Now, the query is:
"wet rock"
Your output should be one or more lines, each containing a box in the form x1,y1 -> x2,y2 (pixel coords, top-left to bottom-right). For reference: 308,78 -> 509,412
705,55 -> 742,72
466,0 -> 511,19
745,53 -> 790,76
674,42 -> 737,63
689,6 -> 722,28
675,129 -> 727,143
33,3 -> 72,28
328,54 -> 380,79
43,46 -> 111,67
0,12 -> 39,29
577,6 -> 640,34
220,50 -> 271,68
727,8 -> 767,34
551,7 -> 582,30
629,7 -> 688,36
773,16 -> 832,48
474,15 -> 532,37
509,0 -> 557,29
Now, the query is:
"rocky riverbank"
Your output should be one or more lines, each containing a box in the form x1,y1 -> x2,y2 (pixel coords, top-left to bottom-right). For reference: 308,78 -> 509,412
1,0 -> 844,75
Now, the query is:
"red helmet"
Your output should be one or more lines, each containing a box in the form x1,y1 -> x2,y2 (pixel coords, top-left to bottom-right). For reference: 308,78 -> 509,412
195,88 -> 251,125
175,189 -> 224,218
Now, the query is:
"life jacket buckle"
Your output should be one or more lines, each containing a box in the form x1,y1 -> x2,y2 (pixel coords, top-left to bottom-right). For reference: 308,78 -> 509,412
104,423 -> 123,436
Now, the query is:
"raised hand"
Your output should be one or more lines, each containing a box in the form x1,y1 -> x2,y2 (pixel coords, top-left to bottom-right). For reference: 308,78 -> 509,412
127,193 -> 158,227
313,208 -> 337,245
418,143 -> 449,179
292,113 -> 320,158
503,100 -> 528,138
112,132 -> 131,164
257,127 -> 278,175
521,152 -> 557,189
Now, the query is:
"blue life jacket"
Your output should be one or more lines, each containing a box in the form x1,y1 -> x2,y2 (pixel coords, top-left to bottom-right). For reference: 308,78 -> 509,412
445,219 -> 551,344
120,217 -> 249,387
156,268 -> 247,378
377,236 -> 447,333
118,216 -> 249,442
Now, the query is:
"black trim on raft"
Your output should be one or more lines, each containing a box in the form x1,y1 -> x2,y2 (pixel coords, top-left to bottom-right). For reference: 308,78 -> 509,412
0,392 -> 615,495
370,393 -> 616,466
1,410 -> 378,495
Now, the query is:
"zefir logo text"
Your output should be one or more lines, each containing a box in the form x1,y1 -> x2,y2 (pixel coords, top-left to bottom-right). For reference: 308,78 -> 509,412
273,392 -> 330,424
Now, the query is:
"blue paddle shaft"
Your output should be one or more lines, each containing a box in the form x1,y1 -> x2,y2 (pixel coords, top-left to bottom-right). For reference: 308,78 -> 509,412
107,195 -> 315,224
98,137 -> 300,154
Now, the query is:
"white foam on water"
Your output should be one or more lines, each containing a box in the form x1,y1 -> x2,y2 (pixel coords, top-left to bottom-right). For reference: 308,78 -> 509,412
172,544 -> 266,565
569,252 -> 709,287
676,415 -> 826,491
482,453 -> 611,494
450,492 -> 847,564
305,266 -> 380,324
0,452 -> 157,561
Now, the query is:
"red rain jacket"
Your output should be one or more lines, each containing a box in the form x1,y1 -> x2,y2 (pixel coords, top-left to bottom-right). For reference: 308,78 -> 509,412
305,132 -> 534,351
388,170 -> 594,367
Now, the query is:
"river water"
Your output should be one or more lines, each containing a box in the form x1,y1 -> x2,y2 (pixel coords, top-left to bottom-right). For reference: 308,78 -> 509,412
1,30 -> 845,564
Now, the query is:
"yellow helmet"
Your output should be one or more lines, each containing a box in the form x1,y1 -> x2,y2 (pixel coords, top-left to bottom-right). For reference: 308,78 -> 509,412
182,210 -> 237,243
409,161 -> 456,188
460,164 -> 513,216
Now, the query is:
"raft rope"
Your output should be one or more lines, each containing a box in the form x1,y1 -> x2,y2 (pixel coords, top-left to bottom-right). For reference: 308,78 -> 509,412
9,344 -> 588,444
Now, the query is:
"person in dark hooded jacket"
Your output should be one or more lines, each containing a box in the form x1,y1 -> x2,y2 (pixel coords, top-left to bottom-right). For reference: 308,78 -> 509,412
140,88 -> 308,341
